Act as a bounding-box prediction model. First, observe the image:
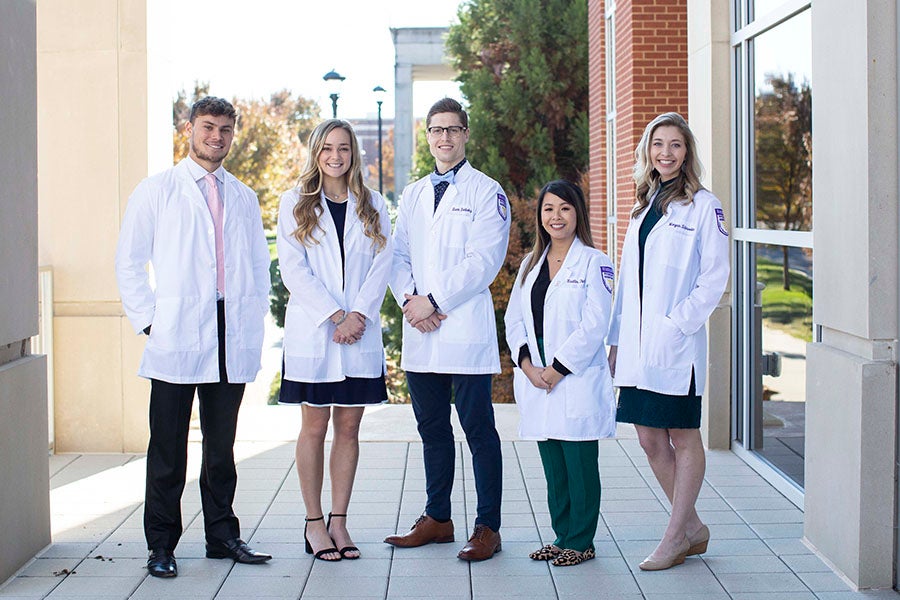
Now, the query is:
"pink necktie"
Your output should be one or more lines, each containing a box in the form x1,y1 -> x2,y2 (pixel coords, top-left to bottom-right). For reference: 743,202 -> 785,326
204,173 -> 225,296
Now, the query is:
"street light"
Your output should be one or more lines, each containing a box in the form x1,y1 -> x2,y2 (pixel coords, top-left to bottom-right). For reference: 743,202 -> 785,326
323,69 -> 346,118
373,85 -> 387,195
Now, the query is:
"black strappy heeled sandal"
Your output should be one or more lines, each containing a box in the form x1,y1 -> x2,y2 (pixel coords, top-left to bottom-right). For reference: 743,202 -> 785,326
305,516 -> 341,561
327,513 -> 360,560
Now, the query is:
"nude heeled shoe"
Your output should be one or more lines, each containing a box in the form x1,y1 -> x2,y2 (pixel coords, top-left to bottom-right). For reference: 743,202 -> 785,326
639,535 -> 690,571
686,524 -> 710,556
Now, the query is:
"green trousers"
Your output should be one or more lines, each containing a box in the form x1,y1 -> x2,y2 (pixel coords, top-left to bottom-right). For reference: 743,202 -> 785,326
537,439 -> 600,552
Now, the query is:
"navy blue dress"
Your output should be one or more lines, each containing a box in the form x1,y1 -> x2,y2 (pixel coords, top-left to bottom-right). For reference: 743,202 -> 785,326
279,198 -> 388,407
615,181 -> 701,429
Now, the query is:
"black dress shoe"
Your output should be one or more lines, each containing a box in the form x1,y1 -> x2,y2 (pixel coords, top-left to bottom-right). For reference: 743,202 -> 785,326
147,549 -> 177,578
205,538 -> 272,564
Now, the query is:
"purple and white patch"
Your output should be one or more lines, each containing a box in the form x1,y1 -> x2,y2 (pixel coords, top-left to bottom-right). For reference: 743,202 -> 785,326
600,266 -> 615,293
715,208 -> 728,236
497,194 -> 508,221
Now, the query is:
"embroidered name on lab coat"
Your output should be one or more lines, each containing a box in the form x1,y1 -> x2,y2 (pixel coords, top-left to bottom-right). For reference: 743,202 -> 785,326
668,222 -> 696,232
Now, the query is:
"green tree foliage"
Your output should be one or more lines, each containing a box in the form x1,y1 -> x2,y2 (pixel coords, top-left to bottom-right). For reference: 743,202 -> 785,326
446,0 -> 589,198
173,83 -> 320,229
411,121 -> 434,183
754,73 -> 812,290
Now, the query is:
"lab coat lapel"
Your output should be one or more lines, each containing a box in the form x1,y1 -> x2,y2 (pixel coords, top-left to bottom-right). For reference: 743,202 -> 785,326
545,238 -> 585,301
174,159 -> 210,212
431,182 -> 458,226
343,192 -> 361,257
646,190 -> 675,236
520,247 -> 548,366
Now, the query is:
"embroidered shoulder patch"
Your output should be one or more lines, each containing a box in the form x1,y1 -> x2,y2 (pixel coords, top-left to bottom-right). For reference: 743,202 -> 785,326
600,266 -> 615,293
715,208 -> 728,236
497,194 -> 508,221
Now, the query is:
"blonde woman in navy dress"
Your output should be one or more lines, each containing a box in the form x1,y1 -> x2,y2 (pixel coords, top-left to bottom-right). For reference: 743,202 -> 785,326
505,180 -> 617,567
607,113 -> 729,570
276,120 -> 392,561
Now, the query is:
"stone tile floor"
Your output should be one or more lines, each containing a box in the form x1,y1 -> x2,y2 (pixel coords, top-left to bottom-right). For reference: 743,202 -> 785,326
1,405 -> 897,600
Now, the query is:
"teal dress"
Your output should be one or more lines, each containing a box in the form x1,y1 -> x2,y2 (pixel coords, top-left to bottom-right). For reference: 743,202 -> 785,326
615,182 -> 701,429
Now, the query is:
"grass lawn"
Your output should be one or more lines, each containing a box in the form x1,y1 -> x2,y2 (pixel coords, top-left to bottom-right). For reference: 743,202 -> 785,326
757,259 -> 813,342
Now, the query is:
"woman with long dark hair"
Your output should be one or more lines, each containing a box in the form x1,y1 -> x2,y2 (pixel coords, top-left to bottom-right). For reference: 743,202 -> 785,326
505,179 -> 617,567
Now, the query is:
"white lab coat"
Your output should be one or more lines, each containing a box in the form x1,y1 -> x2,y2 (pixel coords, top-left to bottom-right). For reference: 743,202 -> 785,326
115,158 -> 271,384
277,188 -> 392,382
505,240 -> 617,440
390,162 -> 511,374
607,188 -> 730,396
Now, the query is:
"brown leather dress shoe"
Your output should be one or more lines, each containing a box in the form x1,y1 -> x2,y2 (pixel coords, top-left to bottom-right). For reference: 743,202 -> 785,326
457,524 -> 501,561
384,514 -> 455,548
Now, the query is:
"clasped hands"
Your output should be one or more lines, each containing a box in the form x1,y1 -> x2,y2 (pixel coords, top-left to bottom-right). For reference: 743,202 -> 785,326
521,358 -> 564,393
402,294 -> 447,333
330,310 -> 366,345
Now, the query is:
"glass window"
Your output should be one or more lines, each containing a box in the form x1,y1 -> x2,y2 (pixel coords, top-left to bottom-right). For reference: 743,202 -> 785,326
753,0 -> 788,21
752,10 -> 812,231
754,243 -> 812,486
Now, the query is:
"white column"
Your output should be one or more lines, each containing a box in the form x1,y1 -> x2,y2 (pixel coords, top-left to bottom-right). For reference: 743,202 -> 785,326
803,0 -> 898,588
687,0 -> 732,449
394,61 -> 414,197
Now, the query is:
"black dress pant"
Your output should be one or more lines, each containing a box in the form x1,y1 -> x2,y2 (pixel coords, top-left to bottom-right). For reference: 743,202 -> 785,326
144,300 -> 245,552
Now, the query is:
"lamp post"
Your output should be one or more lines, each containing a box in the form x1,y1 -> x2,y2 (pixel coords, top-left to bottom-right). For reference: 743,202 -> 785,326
322,69 -> 345,118
373,85 -> 386,195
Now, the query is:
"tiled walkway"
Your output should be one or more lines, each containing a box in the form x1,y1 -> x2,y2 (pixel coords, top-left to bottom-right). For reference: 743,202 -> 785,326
1,405 -> 897,600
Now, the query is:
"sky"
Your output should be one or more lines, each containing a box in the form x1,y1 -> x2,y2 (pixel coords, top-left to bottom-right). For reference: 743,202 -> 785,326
149,0 -> 465,120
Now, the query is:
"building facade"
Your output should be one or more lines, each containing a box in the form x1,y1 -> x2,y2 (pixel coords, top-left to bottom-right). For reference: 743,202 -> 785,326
589,0 -> 899,589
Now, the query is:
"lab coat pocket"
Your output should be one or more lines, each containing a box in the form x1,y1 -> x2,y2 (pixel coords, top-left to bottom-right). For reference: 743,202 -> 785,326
235,295 -> 267,350
660,228 -> 696,269
441,298 -> 490,344
512,368 -> 536,418
647,316 -> 692,369
283,305 -> 327,358
564,366 -> 605,418
148,296 -> 200,351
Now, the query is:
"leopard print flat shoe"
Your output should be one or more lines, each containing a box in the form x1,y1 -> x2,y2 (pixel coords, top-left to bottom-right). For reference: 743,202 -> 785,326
551,547 -> 596,567
529,544 -> 562,560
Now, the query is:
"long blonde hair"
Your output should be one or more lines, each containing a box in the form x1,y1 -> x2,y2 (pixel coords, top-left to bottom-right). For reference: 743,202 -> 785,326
520,180 -> 595,283
291,119 -> 386,251
632,112 -> 704,218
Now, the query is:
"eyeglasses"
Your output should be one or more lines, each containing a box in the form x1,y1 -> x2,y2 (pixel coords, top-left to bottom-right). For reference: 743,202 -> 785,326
426,126 -> 467,137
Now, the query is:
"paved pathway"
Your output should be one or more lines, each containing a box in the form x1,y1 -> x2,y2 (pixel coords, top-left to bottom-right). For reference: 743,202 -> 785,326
1,405 -> 897,599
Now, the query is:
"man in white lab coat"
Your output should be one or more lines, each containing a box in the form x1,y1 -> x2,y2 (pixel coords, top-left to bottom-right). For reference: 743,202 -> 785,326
384,98 -> 511,561
116,97 -> 272,578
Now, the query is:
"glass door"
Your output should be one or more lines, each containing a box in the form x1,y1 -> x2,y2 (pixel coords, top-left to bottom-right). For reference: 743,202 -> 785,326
732,0 -> 812,491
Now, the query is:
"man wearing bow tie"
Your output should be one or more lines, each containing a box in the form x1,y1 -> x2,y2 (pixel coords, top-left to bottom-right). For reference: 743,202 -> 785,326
386,98 -> 511,562
116,97 -> 272,578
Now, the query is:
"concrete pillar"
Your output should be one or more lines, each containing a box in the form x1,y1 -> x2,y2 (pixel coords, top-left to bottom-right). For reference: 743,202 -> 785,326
0,0 -> 51,583
687,0 -> 732,449
804,0 -> 898,588
37,0 -> 151,452
394,60 -> 414,196
390,27 -> 456,198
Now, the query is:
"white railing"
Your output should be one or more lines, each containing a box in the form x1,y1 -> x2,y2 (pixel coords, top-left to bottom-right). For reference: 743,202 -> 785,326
32,267 -> 54,452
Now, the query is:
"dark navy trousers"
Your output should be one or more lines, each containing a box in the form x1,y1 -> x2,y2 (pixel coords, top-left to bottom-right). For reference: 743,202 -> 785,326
406,372 -> 502,531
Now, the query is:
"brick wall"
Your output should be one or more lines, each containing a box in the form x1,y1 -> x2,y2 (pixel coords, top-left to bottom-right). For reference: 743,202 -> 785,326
587,0 -> 688,266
